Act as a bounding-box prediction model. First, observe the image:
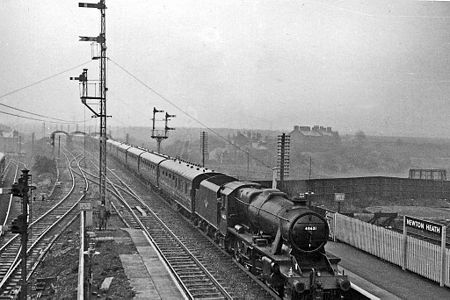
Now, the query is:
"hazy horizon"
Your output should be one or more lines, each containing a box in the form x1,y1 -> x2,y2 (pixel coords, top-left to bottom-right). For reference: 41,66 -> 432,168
2,1 -> 450,139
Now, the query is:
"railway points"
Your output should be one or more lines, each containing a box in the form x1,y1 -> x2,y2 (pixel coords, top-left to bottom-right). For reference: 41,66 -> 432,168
0,151 -> 91,298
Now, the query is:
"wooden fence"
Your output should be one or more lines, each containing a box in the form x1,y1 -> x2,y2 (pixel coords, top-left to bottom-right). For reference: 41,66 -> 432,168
329,213 -> 449,287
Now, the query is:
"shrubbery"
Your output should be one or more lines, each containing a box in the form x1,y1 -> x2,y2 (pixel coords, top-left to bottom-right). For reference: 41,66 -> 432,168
33,155 -> 56,175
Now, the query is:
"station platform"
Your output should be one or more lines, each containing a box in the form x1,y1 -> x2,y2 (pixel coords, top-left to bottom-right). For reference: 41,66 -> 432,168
326,241 -> 450,300
119,228 -> 186,300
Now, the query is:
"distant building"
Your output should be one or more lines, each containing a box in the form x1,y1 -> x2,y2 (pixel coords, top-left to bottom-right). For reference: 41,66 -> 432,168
209,130 -> 268,163
409,169 -> 446,181
0,129 -> 19,153
230,131 -> 267,149
289,125 -> 340,151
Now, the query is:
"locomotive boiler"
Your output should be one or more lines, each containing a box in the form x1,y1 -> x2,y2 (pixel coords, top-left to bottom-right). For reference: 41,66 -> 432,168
221,186 -> 350,299
235,188 -> 328,254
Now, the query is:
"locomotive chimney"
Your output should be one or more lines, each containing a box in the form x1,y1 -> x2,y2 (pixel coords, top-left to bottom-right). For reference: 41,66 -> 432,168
292,193 -> 307,206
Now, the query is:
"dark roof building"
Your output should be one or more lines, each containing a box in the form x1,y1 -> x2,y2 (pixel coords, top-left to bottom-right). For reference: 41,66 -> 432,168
289,125 -> 340,152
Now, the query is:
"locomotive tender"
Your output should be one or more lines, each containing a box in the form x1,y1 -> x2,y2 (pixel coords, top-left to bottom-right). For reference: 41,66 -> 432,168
102,138 -> 350,299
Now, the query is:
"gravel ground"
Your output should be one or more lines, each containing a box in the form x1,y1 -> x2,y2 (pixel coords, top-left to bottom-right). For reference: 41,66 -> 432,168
366,205 -> 450,220
30,215 -> 136,300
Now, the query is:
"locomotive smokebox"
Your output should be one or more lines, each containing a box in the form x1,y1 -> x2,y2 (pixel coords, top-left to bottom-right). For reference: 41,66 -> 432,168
237,188 -> 329,253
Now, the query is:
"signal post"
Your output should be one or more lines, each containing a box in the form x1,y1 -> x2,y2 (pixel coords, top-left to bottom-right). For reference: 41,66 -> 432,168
9,169 -> 35,300
71,0 -> 109,212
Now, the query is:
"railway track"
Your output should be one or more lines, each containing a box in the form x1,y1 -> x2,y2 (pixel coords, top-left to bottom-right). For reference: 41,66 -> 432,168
83,166 -> 235,299
0,162 -> 20,245
79,154 -> 277,299
0,151 -> 89,299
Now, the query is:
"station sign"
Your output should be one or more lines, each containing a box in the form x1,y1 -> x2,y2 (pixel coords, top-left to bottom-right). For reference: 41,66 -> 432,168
334,193 -> 345,202
405,215 -> 443,235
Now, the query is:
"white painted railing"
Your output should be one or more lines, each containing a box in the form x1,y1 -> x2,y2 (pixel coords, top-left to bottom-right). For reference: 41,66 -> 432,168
329,213 -> 449,287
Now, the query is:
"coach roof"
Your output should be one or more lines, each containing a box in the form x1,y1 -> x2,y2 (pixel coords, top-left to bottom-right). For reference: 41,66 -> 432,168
159,159 -> 216,181
140,151 -> 168,164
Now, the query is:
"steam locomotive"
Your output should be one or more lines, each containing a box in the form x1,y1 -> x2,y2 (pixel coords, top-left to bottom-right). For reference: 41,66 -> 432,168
96,138 -> 350,299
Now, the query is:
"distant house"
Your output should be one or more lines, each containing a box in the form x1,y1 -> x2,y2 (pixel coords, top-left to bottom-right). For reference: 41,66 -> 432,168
230,131 -> 267,149
289,125 -> 340,152
233,131 -> 250,147
0,129 -> 19,153
209,131 -> 269,164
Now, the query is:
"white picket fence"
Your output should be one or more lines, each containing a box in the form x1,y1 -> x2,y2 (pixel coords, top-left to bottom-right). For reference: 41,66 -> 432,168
330,213 -> 449,287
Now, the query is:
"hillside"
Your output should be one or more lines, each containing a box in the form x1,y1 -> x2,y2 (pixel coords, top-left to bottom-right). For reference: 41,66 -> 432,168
2,123 -> 449,181
109,127 -> 450,181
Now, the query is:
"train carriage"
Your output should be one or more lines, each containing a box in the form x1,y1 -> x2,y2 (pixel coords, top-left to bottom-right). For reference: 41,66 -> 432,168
126,147 -> 145,173
106,139 -> 123,158
116,143 -> 132,164
139,151 -> 168,186
159,160 -> 218,213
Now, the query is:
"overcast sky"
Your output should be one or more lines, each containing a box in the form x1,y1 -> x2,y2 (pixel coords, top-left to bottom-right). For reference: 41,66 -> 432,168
1,0 -> 450,137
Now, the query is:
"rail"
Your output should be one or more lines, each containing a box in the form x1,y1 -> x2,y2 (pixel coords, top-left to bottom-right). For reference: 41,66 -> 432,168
0,151 -> 89,296
102,167 -> 233,299
1,162 -> 19,229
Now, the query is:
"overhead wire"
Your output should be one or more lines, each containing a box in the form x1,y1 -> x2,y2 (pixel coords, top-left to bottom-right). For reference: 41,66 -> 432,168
0,60 -> 94,124
0,109 -> 77,124
0,102 -> 85,124
0,60 -> 92,102
108,57 -> 275,170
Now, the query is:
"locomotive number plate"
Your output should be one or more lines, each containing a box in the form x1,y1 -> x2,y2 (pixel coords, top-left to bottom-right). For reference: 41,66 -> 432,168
305,226 -> 317,231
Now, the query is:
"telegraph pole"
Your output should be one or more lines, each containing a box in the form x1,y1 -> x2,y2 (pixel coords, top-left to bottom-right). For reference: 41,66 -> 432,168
277,133 -> 290,190
200,131 -> 208,167
71,0 -> 108,208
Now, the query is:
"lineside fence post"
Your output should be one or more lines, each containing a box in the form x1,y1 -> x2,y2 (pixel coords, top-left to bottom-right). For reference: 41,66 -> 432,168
440,226 -> 446,287
402,215 -> 407,271
333,212 -> 337,242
